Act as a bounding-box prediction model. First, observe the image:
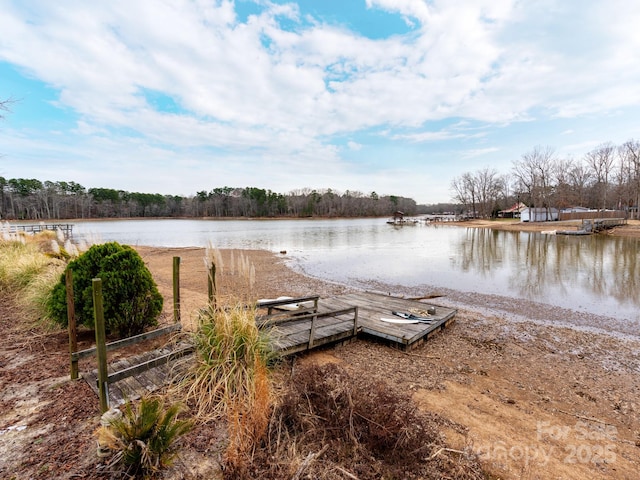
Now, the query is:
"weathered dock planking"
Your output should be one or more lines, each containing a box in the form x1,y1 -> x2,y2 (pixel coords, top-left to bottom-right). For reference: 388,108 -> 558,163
82,344 -> 192,406
317,291 -> 456,350
262,307 -> 359,355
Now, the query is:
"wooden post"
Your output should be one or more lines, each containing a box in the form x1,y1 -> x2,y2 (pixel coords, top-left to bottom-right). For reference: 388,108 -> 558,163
93,278 -> 109,413
66,269 -> 78,380
308,313 -> 318,349
353,307 -> 359,336
207,263 -> 216,307
172,256 -> 181,324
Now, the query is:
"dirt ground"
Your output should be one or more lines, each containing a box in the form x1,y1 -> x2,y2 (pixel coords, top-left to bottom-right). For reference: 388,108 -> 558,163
1,220 -> 639,478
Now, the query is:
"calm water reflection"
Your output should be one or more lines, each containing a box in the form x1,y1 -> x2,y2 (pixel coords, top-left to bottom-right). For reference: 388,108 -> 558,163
73,218 -> 639,323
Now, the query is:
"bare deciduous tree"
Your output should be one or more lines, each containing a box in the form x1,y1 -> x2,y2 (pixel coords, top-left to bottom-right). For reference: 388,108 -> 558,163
585,142 -> 616,210
512,146 -> 556,220
566,161 -> 592,208
619,140 -> 640,219
0,97 -> 15,120
451,168 -> 504,218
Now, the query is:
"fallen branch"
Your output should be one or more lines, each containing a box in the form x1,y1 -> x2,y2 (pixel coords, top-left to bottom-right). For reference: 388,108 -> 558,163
335,465 -> 360,479
557,409 -> 613,426
406,294 -> 444,300
291,444 -> 329,480
428,447 -> 467,461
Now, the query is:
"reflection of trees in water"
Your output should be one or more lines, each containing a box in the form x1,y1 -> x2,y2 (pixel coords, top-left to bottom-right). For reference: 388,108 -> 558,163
593,236 -> 638,304
453,228 -> 639,305
515,232 -> 561,298
585,236 -> 608,297
454,228 -> 505,275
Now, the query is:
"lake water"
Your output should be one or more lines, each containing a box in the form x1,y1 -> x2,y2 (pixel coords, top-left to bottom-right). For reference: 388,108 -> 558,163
73,218 -> 640,326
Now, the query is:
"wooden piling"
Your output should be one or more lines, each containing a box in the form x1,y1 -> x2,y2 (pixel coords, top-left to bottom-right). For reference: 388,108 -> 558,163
66,269 -> 78,380
172,256 -> 180,323
207,263 -> 216,307
93,278 -> 110,413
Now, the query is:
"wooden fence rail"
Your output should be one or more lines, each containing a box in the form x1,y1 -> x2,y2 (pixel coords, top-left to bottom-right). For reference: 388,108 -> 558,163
2,223 -> 74,237
71,323 -> 183,363
558,210 -> 627,221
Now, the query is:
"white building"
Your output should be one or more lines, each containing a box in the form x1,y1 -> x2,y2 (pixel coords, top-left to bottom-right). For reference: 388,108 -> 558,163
520,207 -> 559,222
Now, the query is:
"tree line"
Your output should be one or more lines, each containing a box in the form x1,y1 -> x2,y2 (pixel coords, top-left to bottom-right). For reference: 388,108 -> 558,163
450,139 -> 640,219
0,179 -> 417,220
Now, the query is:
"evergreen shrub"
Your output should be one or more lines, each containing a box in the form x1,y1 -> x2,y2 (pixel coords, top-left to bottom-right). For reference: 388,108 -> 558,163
47,242 -> 163,337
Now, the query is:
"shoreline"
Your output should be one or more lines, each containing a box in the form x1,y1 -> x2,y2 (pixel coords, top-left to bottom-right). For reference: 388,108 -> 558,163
10,216 -> 640,238
137,244 -> 639,340
134,245 -> 640,479
1,228 -> 638,478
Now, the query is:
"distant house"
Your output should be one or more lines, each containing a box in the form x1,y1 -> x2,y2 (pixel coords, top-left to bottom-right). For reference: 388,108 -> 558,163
386,211 -> 418,225
498,202 -> 527,219
561,206 -> 590,213
520,207 -> 558,222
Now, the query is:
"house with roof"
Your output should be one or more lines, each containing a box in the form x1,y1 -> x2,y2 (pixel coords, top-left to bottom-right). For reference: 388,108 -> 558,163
498,202 -> 527,219
520,207 -> 558,222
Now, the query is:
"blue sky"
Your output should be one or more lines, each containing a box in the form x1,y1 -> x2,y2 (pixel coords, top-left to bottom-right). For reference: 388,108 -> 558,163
1,0 -> 639,204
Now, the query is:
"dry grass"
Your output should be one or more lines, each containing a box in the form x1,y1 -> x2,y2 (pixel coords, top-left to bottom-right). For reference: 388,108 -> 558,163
172,305 -> 276,423
239,362 -> 488,480
205,243 -> 256,306
170,304 -> 277,477
0,228 -> 92,326
0,233 -> 66,325
224,359 -> 272,477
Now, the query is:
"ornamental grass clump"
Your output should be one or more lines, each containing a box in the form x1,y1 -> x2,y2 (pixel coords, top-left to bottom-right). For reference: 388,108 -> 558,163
0,235 -> 56,292
96,396 -> 193,479
174,305 -> 276,475
0,233 -> 69,325
179,305 -> 276,423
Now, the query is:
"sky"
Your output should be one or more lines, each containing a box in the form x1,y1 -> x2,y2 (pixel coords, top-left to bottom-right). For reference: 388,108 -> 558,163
1,0 -> 639,205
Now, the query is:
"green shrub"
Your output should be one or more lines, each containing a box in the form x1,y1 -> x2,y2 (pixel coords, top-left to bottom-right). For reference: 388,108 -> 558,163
96,396 -> 193,479
47,242 -> 163,337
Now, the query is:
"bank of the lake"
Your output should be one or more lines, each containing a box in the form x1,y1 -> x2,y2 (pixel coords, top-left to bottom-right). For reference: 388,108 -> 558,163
135,219 -> 640,479
136,244 -> 640,480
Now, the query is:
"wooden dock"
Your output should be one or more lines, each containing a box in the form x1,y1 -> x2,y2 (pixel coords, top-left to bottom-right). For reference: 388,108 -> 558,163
261,307 -> 359,356
2,223 -> 74,238
318,292 -> 456,350
82,292 -> 455,405
589,217 -> 626,232
82,343 -> 192,406
557,217 -> 627,235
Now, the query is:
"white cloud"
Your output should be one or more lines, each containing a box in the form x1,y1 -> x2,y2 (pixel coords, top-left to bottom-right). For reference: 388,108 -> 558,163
366,0 -> 432,25
460,147 -> 500,159
1,1 -> 640,204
